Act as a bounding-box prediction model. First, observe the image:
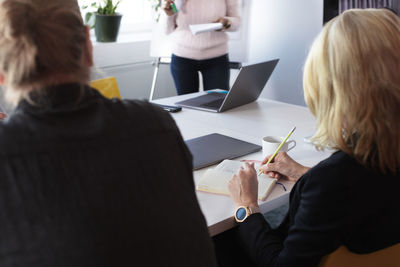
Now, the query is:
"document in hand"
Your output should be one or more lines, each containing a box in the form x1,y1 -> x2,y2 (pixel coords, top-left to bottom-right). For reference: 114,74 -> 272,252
197,160 -> 277,201
189,23 -> 223,35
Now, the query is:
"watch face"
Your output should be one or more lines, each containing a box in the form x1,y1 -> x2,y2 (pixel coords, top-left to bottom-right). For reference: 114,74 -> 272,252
236,207 -> 247,221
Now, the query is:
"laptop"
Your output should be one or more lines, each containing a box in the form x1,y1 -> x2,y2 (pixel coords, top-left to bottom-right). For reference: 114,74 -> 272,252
185,133 -> 261,170
175,59 -> 279,112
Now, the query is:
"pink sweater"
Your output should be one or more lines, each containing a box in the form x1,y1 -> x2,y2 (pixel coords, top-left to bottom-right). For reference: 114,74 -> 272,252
163,0 -> 240,60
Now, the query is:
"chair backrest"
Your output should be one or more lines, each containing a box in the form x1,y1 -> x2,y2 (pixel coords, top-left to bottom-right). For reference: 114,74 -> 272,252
90,76 -> 121,99
319,244 -> 400,267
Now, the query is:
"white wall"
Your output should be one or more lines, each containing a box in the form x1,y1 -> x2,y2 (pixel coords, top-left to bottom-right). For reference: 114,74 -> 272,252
247,0 -> 323,106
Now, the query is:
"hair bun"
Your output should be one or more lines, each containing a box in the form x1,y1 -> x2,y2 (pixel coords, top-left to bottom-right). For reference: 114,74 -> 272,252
0,1 -> 38,85
0,0 -> 88,104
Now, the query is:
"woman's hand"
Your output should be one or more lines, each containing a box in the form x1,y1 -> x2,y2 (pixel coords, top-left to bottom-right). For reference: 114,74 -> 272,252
0,112 -> 6,120
228,163 -> 259,208
215,17 -> 231,30
163,0 -> 175,16
260,152 -> 309,182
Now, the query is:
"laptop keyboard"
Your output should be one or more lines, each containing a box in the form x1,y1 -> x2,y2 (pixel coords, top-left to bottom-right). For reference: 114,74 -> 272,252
201,98 -> 225,108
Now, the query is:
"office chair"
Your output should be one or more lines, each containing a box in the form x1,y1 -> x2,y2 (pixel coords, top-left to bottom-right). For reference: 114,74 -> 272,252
90,76 -> 121,99
319,243 -> 400,267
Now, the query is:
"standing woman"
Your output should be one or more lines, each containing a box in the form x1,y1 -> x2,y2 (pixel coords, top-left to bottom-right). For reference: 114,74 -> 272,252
163,0 -> 240,95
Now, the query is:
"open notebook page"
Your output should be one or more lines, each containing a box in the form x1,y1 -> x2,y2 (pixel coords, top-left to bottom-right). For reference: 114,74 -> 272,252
197,160 -> 277,201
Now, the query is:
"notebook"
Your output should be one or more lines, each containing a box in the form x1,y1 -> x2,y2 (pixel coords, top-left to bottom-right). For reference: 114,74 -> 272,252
185,133 -> 261,170
197,160 -> 277,201
175,59 -> 279,113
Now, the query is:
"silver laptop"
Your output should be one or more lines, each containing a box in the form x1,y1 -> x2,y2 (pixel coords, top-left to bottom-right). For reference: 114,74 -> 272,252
175,59 -> 279,112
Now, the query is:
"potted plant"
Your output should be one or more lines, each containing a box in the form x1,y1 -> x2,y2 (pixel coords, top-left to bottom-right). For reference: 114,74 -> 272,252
83,0 -> 122,42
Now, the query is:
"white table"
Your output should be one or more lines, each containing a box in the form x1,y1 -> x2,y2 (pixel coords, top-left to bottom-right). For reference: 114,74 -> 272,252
153,93 -> 332,236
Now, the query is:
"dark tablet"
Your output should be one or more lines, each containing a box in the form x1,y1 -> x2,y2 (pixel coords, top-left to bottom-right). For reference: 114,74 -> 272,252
185,133 -> 261,170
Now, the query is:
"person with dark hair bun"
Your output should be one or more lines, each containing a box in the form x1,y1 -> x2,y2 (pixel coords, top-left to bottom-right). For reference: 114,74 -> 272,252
0,1 -> 217,266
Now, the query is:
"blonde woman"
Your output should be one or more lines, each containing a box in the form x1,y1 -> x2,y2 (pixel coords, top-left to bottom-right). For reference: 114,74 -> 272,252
222,9 -> 400,266
0,1 -> 217,266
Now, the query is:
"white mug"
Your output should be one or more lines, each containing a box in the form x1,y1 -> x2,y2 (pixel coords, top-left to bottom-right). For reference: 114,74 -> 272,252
262,136 -> 296,158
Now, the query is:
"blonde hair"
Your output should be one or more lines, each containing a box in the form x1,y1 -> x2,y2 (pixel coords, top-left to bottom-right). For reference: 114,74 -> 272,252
0,0 -> 89,105
303,9 -> 400,173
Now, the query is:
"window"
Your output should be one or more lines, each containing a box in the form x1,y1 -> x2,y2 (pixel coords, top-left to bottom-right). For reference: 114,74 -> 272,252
78,0 -> 154,33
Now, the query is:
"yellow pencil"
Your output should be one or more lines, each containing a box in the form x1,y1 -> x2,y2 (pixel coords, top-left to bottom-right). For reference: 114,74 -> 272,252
258,126 -> 296,176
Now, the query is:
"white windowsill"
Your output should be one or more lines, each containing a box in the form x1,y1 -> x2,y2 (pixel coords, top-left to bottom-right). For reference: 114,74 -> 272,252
91,30 -> 153,47
91,29 -> 154,68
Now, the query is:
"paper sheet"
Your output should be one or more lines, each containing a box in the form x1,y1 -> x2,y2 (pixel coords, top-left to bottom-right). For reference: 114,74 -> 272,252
189,23 -> 223,35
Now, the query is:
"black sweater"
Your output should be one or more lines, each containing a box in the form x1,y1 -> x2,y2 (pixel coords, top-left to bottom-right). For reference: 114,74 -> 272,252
238,151 -> 400,266
0,84 -> 217,267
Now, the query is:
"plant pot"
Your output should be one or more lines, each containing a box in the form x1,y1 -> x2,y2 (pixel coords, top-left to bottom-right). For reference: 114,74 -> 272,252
95,13 -> 122,42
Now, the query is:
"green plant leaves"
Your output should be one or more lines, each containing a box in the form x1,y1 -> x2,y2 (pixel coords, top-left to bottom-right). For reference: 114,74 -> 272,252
85,12 -> 96,28
83,0 -> 121,15
147,0 -> 162,22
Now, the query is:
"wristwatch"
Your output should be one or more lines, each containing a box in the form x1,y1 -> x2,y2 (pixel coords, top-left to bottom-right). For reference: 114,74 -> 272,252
234,206 -> 260,223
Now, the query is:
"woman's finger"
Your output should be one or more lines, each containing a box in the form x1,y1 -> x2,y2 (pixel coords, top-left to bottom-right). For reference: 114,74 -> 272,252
240,159 -> 262,164
261,155 -> 274,165
261,161 -> 276,172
